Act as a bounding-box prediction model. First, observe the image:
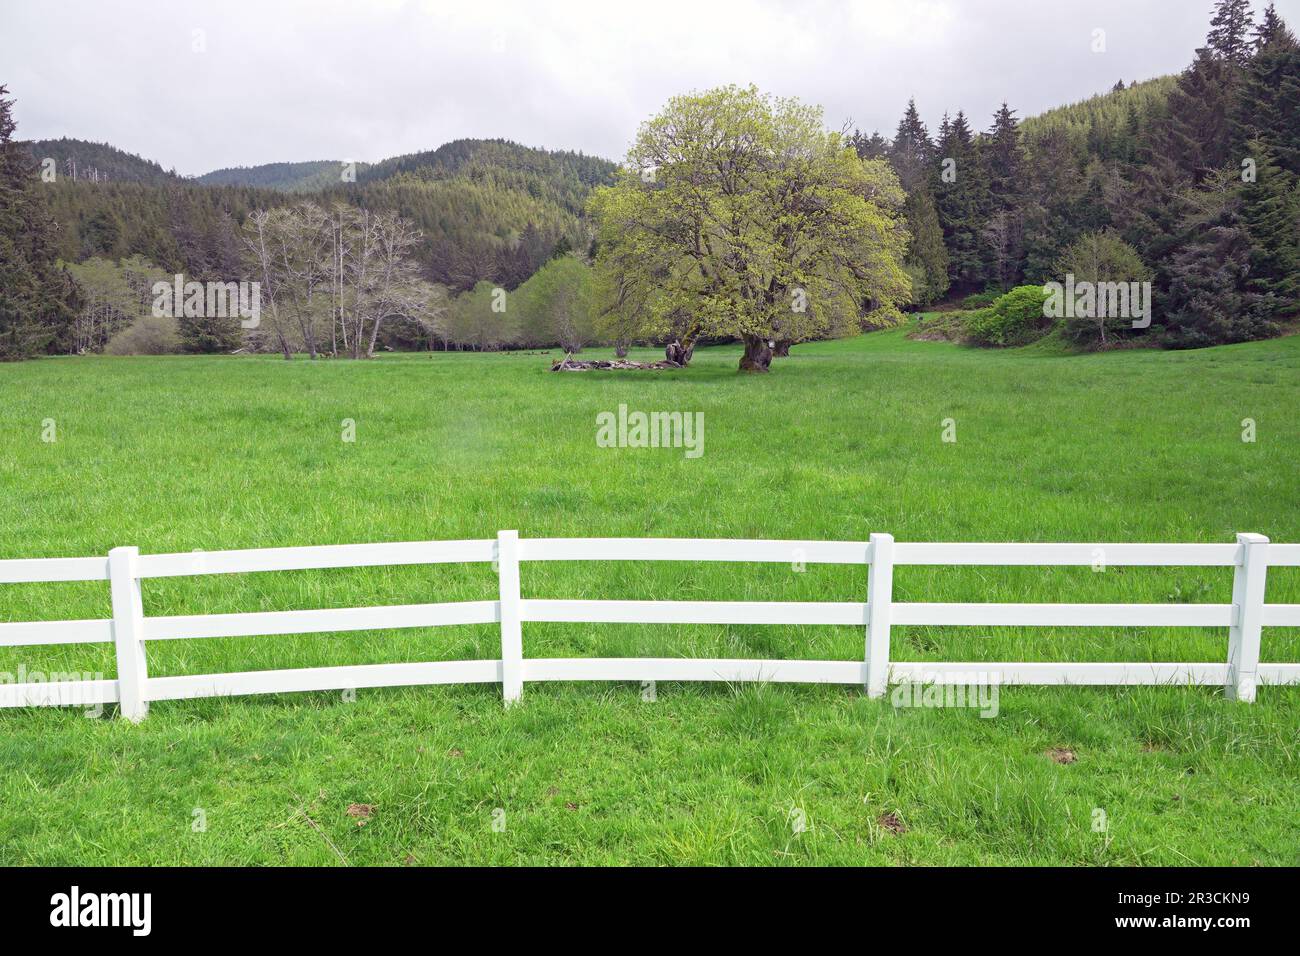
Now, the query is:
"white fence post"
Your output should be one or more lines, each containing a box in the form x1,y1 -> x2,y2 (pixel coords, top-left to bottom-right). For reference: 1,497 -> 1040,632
497,530 -> 523,705
108,546 -> 149,721
1226,532 -> 1268,703
865,532 -> 894,699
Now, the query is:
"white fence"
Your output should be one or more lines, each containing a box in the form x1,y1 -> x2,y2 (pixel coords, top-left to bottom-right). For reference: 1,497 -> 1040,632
1,531 -> 1298,719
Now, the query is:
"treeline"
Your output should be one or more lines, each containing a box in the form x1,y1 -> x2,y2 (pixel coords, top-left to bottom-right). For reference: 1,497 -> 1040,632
0,101 -> 617,358
343,172 -> 591,290
5,3 -> 1295,362
195,160 -> 367,192
41,180 -> 269,278
356,138 -> 615,214
39,145 -> 611,293
40,174 -> 593,301
236,197 -> 601,357
40,202 -> 605,359
41,173 -> 594,293
0,87 -> 76,359
21,136 -> 182,185
420,254 -> 596,353
854,0 -> 1299,347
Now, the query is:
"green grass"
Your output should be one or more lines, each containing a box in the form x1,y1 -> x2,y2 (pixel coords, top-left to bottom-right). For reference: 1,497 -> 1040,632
1,329 -> 1298,865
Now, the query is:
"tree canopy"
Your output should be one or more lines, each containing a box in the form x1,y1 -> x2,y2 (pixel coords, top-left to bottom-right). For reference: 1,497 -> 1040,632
589,85 -> 911,371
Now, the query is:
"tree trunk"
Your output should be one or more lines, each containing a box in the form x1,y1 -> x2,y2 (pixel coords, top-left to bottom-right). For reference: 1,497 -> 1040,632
614,342 -> 629,359
773,339 -> 791,357
665,319 -> 702,366
665,340 -> 695,365
739,334 -> 773,372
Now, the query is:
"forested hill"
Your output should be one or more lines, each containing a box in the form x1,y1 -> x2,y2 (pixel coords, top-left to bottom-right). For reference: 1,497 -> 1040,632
20,137 -> 183,185
358,139 -> 617,214
194,160 -> 371,192
190,139 -> 616,212
38,138 -> 618,292
1019,76 -> 1177,151
854,0 -> 1300,351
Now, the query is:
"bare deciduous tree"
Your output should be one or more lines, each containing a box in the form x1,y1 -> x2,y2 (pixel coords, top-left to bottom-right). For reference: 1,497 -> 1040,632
244,202 -> 425,358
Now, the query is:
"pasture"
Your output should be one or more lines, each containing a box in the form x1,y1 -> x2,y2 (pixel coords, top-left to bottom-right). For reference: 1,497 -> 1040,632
0,326 -> 1297,865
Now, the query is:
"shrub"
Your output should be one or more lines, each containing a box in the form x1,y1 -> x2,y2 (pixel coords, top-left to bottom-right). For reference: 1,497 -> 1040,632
965,285 -> 1052,347
1051,230 -> 1153,347
961,289 -> 1001,310
908,310 -> 972,342
105,314 -> 181,355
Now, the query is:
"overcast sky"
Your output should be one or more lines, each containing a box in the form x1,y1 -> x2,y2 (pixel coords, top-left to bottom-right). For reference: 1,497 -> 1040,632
3,0 -> 1295,176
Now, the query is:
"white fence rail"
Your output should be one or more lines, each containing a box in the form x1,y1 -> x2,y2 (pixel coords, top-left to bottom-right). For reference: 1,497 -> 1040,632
2,532 -> 1298,718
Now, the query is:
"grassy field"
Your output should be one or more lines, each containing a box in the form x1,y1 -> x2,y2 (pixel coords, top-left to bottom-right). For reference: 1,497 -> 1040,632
1,326 -> 1297,865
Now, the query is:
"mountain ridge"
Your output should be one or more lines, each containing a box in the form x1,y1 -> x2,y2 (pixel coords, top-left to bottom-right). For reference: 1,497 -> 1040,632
28,72 -> 1175,194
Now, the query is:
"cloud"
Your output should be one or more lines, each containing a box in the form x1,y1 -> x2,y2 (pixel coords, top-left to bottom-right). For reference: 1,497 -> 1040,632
1,0 -> 1282,175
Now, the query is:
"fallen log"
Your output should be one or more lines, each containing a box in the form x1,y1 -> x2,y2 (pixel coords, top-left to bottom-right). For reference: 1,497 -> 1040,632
551,355 -> 683,371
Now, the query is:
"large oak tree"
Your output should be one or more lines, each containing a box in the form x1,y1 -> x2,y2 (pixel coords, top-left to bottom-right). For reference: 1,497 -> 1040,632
589,85 -> 911,372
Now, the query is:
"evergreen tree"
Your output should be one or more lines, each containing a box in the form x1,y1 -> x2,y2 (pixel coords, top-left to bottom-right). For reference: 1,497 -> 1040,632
1208,0 -> 1256,65
1118,152 -> 1193,295
1076,172 -> 1115,234
81,207 -> 123,258
0,85 -> 74,359
1086,113 -> 1107,160
902,186 -> 950,305
1121,100 -> 1142,163
1020,126 -> 1086,280
935,113 -> 952,156
1162,171 -> 1277,347
981,103 -> 1026,283
550,235 -> 574,260
985,103 -> 1024,206
1159,48 -> 1239,183
178,311 -> 242,354
1253,2 -> 1294,47
1239,139 -> 1299,312
205,211 -> 242,279
933,110 -> 989,289
1232,17 -> 1300,173
848,129 -> 889,162
888,99 -> 932,191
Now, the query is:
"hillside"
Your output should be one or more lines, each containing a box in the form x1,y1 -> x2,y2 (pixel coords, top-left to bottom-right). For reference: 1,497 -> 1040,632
19,137 -> 183,185
41,180 -> 283,275
358,138 -> 617,215
39,138 -> 619,291
194,160 -> 372,192
1020,75 -> 1177,150
189,139 -> 617,210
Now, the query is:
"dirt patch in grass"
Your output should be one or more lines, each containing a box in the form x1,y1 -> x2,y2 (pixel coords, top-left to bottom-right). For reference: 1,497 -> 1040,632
346,803 -> 376,826
878,812 -> 908,834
